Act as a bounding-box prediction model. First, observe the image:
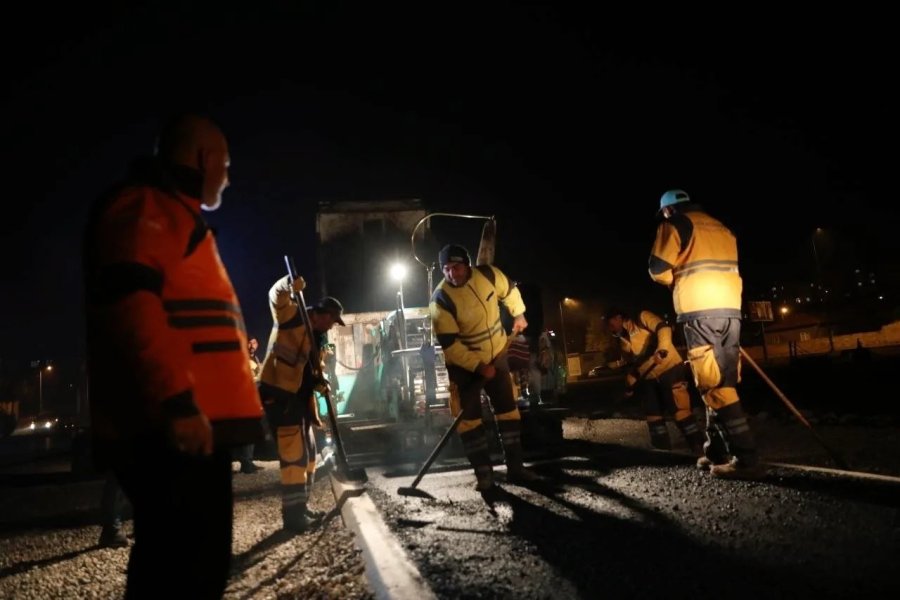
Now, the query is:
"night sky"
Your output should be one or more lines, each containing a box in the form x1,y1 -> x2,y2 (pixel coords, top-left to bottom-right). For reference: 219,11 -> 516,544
2,4 -> 895,363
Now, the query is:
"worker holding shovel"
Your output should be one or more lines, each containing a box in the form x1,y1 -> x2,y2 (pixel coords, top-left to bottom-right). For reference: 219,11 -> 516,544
258,273 -> 346,532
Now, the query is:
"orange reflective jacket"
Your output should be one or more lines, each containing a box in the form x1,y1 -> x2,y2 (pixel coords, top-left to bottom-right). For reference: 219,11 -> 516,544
85,173 -> 263,453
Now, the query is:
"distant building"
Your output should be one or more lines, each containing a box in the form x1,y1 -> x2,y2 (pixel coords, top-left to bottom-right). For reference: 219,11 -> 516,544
763,312 -> 828,346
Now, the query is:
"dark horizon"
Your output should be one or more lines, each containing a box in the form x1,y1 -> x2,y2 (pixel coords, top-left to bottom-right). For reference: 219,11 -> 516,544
2,5 -> 897,363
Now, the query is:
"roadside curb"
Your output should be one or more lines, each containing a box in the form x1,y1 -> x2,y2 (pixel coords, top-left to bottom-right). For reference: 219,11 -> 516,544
330,473 -> 437,600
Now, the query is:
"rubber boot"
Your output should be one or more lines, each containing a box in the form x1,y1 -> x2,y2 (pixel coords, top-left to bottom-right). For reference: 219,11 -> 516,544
709,402 -> 765,480
697,407 -> 731,470
460,424 -> 496,491
675,416 -> 706,456
646,418 -> 672,450
284,503 -> 316,533
497,418 -> 540,484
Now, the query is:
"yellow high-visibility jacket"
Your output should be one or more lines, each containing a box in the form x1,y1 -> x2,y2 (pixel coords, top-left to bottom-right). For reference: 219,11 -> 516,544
430,265 -> 526,372
258,276 -> 322,422
649,204 -> 742,322
615,310 -> 682,381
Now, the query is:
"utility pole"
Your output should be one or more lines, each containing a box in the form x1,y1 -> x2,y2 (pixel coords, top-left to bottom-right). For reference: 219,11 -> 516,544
558,298 -> 569,359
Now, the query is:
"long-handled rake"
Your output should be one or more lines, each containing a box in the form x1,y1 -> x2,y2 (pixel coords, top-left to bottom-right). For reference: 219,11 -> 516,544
740,348 -> 849,470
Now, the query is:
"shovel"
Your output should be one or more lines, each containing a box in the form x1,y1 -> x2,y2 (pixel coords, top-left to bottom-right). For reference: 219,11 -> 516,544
397,411 -> 465,499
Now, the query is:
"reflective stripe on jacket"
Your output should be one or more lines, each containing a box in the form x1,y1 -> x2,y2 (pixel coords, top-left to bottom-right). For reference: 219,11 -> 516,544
648,204 -> 742,322
430,265 -> 526,372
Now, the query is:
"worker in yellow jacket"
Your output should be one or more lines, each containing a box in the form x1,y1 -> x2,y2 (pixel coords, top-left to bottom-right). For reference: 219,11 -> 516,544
649,189 -> 764,480
605,308 -> 704,455
430,244 -> 539,492
259,275 -> 344,532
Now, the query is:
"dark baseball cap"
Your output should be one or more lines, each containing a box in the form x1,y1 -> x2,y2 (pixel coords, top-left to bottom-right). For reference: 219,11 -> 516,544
314,296 -> 345,326
439,244 -> 471,267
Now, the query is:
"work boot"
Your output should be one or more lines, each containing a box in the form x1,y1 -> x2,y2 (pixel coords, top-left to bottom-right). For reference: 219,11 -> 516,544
696,456 -> 712,470
284,514 -> 316,533
98,524 -> 129,548
710,457 -> 767,481
496,417 -> 541,484
698,443 -> 731,470
647,419 -> 672,450
714,402 -> 760,472
240,461 -> 262,474
461,425 -> 494,491
474,465 -> 495,492
284,505 -> 319,533
675,416 -> 706,456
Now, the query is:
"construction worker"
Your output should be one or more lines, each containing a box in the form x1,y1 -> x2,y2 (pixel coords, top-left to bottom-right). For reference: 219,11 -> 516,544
429,244 -> 539,492
258,275 -> 345,532
234,338 -> 263,474
83,114 -> 265,597
605,307 -> 705,455
649,189 -> 764,480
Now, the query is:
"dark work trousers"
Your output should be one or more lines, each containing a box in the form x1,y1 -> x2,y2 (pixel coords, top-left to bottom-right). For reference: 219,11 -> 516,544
448,352 -> 522,476
262,393 -> 318,529
449,352 -> 517,421
115,441 -> 233,600
683,317 -> 758,466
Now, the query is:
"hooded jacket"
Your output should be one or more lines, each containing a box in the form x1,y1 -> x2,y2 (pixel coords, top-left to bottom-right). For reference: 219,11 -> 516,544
84,159 -> 263,460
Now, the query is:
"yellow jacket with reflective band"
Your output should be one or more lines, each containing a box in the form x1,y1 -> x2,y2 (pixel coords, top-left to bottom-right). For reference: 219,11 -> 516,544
616,310 -> 683,381
259,276 -> 322,419
430,265 -> 526,372
648,204 -> 742,322
84,182 -> 263,452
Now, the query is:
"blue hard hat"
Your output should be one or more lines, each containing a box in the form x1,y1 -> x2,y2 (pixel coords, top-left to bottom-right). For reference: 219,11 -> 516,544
659,189 -> 690,210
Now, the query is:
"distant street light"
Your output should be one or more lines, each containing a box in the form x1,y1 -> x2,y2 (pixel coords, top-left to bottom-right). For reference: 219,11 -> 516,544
812,228 -> 824,292
559,297 -> 573,358
390,262 -> 408,349
38,364 -> 53,414
389,262 -> 408,284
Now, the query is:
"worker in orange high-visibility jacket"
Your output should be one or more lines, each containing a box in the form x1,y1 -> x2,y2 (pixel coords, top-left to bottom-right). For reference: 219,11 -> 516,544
84,114 -> 264,599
